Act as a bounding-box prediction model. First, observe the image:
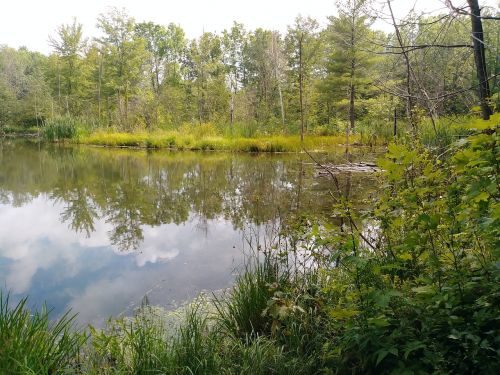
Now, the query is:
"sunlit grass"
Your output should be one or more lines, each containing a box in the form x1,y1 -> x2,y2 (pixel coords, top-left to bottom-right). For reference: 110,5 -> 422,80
76,131 -> 360,153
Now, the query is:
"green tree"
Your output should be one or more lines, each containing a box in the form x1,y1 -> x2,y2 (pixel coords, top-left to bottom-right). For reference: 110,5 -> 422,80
96,8 -> 147,129
322,0 -> 378,133
48,18 -> 86,116
185,32 -> 228,124
222,22 -> 246,127
285,16 -> 321,141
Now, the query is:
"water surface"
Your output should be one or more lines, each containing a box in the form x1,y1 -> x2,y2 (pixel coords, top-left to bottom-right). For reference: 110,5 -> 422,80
0,140 -> 379,325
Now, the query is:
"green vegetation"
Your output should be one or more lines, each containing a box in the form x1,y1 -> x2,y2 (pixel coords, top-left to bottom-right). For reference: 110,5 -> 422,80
0,0 -> 498,373
1,114 -> 498,374
41,116 -> 79,141
77,131 -> 358,152
0,1 -> 497,145
0,294 -> 85,374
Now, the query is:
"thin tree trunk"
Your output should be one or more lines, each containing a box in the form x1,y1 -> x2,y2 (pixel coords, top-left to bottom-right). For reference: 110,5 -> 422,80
106,96 -> 111,127
34,93 -> 39,127
387,0 -> 438,134
98,53 -> 103,123
349,83 -> 355,131
299,34 -> 305,143
393,107 -> 397,138
272,33 -> 286,130
58,63 -> 61,110
349,14 -> 356,131
230,83 -> 235,128
278,85 -> 285,130
387,0 -> 415,132
467,0 -> 493,119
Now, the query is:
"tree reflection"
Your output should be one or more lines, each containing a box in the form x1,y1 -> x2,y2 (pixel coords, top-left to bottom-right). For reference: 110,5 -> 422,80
0,140 -> 379,252
58,188 -> 99,237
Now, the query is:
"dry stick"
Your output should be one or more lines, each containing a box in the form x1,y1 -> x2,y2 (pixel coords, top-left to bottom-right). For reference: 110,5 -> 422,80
373,73 -> 499,104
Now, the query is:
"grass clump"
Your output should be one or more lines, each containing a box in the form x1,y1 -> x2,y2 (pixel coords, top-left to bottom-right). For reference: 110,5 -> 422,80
0,293 -> 85,375
42,116 -> 78,141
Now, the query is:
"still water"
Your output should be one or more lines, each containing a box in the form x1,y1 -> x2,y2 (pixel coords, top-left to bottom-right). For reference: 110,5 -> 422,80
0,140 -> 378,326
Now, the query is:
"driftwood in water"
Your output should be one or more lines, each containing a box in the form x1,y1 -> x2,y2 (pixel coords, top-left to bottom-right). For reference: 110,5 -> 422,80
314,162 -> 381,176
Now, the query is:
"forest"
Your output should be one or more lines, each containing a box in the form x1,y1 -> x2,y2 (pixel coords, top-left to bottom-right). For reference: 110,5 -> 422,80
0,0 -> 497,144
0,0 -> 499,374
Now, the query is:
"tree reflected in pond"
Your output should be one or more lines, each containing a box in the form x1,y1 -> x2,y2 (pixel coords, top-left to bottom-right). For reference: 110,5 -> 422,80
0,140 -> 379,252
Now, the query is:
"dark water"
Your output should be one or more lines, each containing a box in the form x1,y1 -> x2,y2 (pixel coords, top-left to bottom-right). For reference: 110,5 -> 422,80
0,140 -> 379,326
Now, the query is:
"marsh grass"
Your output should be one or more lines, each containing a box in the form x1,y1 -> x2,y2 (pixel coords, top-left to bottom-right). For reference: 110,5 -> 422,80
213,261 -> 277,338
82,258 -> 318,374
0,253 -> 330,374
0,126 -> 40,135
0,293 -> 85,375
41,117 -> 78,141
77,131 -> 358,153
418,116 -> 471,150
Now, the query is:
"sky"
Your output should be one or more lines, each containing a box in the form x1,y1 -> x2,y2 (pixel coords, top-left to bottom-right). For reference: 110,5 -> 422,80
0,0 -> 497,54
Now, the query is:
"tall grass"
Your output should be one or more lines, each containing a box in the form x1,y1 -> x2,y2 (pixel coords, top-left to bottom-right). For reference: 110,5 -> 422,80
214,261 -> 277,338
0,293 -> 85,374
418,116 -> 471,149
77,131 -> 358,152
41,117 -> 78,141
82,257 -> 316,374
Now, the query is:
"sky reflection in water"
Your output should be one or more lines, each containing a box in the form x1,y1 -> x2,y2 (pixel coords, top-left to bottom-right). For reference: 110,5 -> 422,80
0,140 -> 377,326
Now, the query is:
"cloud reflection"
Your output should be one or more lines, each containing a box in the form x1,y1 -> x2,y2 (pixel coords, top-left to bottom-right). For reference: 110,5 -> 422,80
0,197 -> 243,325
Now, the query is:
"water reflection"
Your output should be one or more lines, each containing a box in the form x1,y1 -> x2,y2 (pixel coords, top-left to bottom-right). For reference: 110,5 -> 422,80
0,140 -> 378,325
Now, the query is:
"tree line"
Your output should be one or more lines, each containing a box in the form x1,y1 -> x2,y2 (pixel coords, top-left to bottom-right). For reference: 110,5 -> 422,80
0,0 -> 498,136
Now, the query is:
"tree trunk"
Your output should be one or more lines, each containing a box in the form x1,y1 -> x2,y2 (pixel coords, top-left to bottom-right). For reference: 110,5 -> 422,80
349,83 -> 355,131
98,53 -> 103,123
106,96 -> 111,127
271,32 -> 286,130
467,0 -> 493,119
299,34 -> 305,143
349,13 -> 356,132
278,85 -> 285,130
230,85 -> 235,128
393,107 -> 397,138
387,0 -> 416,133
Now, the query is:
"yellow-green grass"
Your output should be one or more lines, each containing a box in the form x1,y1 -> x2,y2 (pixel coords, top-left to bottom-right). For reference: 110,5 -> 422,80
76,131 -> 361,153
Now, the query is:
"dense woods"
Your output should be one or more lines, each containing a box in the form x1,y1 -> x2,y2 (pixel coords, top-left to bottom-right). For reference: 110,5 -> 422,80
0,1 -> 498,139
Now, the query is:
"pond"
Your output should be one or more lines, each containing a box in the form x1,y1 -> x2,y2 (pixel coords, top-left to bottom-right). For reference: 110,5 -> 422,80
0,140 -> 380,326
